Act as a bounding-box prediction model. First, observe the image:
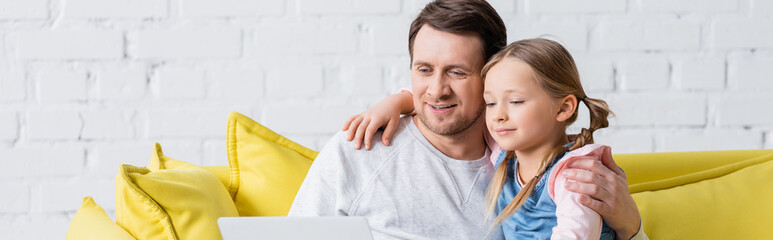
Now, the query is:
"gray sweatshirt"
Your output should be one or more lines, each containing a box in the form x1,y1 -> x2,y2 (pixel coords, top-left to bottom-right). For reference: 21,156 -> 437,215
289,116 -> 504,240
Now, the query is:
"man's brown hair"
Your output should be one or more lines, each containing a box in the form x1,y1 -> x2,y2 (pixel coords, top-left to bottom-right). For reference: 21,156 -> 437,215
408,0 -> 507,63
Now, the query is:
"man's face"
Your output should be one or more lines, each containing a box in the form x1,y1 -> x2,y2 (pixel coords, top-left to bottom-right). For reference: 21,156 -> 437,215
411,24 -> 487,136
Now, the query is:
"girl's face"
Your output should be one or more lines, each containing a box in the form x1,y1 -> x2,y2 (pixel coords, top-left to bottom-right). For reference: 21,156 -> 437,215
483,59 -> 564,152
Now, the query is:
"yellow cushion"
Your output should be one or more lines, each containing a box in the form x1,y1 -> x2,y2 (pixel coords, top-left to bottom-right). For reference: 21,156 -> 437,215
615,149 -> 773,189
226,112 -> 318,216
115,164 -> 238,240
625,150 -> 773,239
148,142 -> 230,190
66,197 -> 135,240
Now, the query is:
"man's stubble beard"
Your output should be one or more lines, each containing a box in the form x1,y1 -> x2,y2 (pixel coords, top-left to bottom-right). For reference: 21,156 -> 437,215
417,103 -> 486,136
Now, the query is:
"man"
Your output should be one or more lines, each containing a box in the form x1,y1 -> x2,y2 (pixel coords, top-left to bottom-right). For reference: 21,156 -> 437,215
289,1 -> 645,239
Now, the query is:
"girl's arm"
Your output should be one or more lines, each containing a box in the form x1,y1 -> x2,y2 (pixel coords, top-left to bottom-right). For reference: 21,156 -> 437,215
548,145 -> 611,239
549,144 -> 649,240
551,162 -> 604,239
562,154 -> 644,239
342,90 -> 414,150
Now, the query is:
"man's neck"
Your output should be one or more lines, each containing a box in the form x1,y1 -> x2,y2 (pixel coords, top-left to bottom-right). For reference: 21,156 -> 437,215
412,115 -> 487,160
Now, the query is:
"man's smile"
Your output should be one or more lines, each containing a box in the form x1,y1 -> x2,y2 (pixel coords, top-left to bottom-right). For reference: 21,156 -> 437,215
427,103 -> 458,114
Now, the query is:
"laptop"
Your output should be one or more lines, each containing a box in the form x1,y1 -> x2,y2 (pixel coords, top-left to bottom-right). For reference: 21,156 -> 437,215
218,217 -> 375,240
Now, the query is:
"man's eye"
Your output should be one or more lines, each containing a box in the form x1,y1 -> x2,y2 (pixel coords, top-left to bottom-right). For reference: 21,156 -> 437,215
418,68 -> 431,73
450,71 -> 466,76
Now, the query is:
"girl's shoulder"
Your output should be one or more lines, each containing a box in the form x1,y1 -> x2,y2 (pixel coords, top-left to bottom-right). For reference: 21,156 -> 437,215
564,144 -> 612,159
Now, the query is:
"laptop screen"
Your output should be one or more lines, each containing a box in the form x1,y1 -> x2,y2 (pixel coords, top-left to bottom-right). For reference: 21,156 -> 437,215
218,217 -> 374,240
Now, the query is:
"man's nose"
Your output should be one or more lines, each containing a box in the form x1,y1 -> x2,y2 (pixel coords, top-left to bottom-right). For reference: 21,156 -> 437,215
426,73 -> 450,98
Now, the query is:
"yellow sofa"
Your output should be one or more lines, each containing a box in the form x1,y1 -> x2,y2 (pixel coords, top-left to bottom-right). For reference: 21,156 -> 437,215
66,112 -> 773,240
617,149 -> 773,239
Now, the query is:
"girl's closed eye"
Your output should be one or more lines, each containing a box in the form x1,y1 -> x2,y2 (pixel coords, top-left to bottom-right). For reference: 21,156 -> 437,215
510,100 -> 524,104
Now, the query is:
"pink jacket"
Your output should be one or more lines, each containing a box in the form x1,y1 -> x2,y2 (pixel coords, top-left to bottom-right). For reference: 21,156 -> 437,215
547,144 -> 611,239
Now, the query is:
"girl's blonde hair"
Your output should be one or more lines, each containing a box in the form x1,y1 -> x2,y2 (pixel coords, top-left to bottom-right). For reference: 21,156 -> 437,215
481,38 -> 613,229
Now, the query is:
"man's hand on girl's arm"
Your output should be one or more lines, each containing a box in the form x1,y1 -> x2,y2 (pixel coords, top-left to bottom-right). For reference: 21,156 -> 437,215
561,157 -> 642,240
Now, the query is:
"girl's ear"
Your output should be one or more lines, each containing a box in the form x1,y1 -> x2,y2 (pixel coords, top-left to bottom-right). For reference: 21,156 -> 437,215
556,95 -> 578,122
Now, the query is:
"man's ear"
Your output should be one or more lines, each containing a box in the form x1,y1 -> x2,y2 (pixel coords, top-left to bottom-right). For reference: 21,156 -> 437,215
556,95 -> 578,122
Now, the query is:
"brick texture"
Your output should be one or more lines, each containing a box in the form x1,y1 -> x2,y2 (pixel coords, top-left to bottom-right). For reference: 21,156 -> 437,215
12,31 -> 123,59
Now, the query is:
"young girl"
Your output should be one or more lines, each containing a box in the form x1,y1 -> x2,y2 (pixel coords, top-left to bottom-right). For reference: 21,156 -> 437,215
479,38 -> 616,239
344,38 -> 618,239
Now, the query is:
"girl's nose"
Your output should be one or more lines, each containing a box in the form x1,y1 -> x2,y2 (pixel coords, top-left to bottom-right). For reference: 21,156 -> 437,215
495,104 -> 508,122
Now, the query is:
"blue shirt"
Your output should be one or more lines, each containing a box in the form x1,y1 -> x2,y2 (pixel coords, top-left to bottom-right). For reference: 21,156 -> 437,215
495,150 -> 615,240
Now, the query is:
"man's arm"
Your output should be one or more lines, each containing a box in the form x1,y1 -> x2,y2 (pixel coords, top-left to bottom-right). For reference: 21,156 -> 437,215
561,156 -> 646,240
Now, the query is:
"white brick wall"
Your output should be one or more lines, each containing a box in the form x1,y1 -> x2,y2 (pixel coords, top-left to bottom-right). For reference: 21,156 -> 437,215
728,53 -> 773,90
134,28 -> 242,59
574,56 -> 614,91
92,64 -> 147,101
527,0 -> 625,14
617,57 -> 671,90
0,183 -> 29,213
145,109 -> 227,138
0,70 -> 27,102
207,68 -> 264,100
253,24 -> 359,55
635,0 -> 739,13
712,19 -> 773,49
340,65 -> 386,96
1,0 -> 772,239
510,20 -> 588,53
1,215 -> 70,240
26,111 -> 83,140
592,20 -> 701,51
0,112 -> 19,140
263,104 -> 364,135
36,65 -> 88,102
609,94 -> 707,127
64,0 -> 168,19
657,129 -> 762,152
10,30 -> 123,59
370,23 -> 409,56
265,65 -> 324,98
90,143 -> 151,176
675,56 -> 726,90
0,0 -> 48,20
81,110 -> 137,140
39,179 -> 115,212
299,0 -> 401,15
154,66 -> 207,100
2,147 -> 85,177
181,0 -> 284,17
716,94 -> 773,126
